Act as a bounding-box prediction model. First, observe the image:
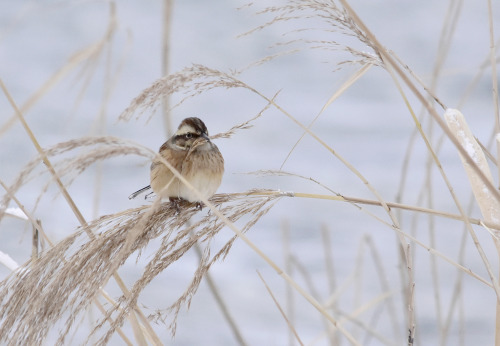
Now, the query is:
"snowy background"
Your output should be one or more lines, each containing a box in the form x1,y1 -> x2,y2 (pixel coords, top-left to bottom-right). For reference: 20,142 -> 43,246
0,0 -> 499,345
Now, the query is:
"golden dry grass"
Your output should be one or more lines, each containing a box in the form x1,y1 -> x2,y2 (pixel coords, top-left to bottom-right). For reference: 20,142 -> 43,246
0,190 -> 280,344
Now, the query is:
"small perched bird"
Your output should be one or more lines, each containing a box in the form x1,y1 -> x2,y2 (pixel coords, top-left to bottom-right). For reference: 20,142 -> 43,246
129,117 -> 224,208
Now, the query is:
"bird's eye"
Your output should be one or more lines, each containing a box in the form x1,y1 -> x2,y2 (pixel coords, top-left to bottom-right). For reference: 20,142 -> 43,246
186,133 -> 193,139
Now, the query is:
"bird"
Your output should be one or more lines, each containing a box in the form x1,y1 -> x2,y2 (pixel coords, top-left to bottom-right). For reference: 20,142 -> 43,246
129,117 -> 224,209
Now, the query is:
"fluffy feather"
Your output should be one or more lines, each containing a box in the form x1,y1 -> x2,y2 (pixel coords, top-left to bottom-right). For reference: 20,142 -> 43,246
149,117 -> 224,202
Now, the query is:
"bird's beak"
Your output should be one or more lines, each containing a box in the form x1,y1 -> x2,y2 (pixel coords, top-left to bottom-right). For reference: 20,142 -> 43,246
201,133 -> 210,141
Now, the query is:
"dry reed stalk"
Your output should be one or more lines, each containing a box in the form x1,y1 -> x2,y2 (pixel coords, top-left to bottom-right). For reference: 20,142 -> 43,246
281,220 -> 296,345
416,3 -> 463,337
0,252 -> 18,272
342,295 -> 398,346
32,219 -> 40,261
280,62 -> 373,170
457,36 -> 500,109
439,198 -> 471,345
352,235 -> 365,341
364,236 -> 402,341
486,0 -> 500,188
381,55 -> 449,342
288,256 -> 338,344
161,0 -> 173,136
190,233 -> 248,346
257,271 -> 304,346
71,3 -> 118,118
246,170 -> 500,228
0,179 -> 54,247
321,224 -> 340,345
444,108 -> 500,345
91,3 -> 119,220
324,269 -> 356,310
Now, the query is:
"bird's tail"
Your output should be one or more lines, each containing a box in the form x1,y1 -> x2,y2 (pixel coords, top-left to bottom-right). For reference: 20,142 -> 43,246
128,185 -> 152,200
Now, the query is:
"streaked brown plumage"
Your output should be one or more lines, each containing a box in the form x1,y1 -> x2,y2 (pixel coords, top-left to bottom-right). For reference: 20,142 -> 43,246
129,117 -> 224,206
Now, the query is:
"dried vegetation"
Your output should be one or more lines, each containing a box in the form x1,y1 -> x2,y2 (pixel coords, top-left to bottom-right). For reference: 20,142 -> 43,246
1,0 -> 500,345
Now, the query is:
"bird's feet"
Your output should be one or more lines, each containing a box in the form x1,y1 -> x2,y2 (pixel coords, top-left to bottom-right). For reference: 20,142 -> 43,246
169,198 -> 203,214
169,197 -> 182,214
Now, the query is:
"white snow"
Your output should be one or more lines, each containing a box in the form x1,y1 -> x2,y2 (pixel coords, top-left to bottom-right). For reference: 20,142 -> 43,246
0,251 -> 19,271
5,207 -> 28,220
444,109 -> 480,164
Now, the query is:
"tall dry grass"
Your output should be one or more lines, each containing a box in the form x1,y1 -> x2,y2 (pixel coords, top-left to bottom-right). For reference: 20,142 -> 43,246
0,0 -> 499,345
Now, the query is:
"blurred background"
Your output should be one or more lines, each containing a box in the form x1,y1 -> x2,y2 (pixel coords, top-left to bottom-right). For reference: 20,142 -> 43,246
0,0 -> 499,345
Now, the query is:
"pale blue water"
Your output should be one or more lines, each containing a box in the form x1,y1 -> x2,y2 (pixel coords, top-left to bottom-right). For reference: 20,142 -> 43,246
0,1 -> 498,345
